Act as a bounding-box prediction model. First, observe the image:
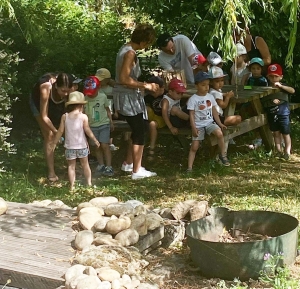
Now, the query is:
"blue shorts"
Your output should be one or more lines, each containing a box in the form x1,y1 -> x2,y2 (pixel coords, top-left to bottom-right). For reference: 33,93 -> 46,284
65,148 -> 89,160
90,124 -> 110,144
267,113 -> 290,135
29,96 -> 40,117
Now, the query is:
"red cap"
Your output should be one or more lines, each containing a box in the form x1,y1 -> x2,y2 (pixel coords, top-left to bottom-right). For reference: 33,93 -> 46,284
83,76 -> 100,97
168,78 -> 186,93
193,53 -> 207,65
267,64 -> 283,76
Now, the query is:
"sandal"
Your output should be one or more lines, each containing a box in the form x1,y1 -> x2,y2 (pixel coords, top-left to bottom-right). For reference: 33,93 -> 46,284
48,175 -> 59,182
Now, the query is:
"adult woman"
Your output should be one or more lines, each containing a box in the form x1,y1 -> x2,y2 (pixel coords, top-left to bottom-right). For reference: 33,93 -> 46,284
113,24 -> 159,180
30,73 -> 73,181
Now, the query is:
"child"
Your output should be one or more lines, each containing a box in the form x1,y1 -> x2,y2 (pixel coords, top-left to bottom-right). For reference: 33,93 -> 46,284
230,43 -> 249,85
244,57 -> 268,86
71,75 -> 83,92
263,64 -> 295,160
207,51 -> 229,84
84,75 -> 115,176
144,76 -> 166,157
187,71 -> 229,170
192,53 -> 208,74
50,91 -> 100,191
209,66 -> 242,126
160,78 -> 189,135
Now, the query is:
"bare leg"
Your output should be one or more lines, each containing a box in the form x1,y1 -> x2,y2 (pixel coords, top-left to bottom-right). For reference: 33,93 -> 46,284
95,146 -> 104,166
212,128 -> 226,156
101,143 -> 112,166
170,106 -> 189,121
188,140 -> 200,170
149,121 -> 158,150
273,131 -> 282,153
132,144 -> 144,173
224,115 -> 242,126
282,134 -> 291,155
79,157 -> 92,186
67,159 -> 76,190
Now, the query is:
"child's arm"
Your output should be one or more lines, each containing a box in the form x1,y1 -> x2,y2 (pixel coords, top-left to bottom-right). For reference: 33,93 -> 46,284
105,106 -> 114,132
161,98 -> 178,135
82,114 -> 100,148
217,91 -> 234,109
189,110 -> 198,137
275,83 -> 295,94
212,106 -> 226,130
50,114 -> 66,151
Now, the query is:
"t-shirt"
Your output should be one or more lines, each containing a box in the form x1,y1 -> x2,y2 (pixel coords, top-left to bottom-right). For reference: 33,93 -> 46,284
230,64 -> 249,85
160,95 -> 181,116
187,93 -> 217,127
158,35 -> 200,84
209,88 -> 223,116
144,91 -> 166,116
85,91 -> 110,127
247,76 -> 268,87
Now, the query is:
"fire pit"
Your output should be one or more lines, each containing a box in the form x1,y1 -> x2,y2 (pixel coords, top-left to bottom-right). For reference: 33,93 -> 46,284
186,207 -> 298,280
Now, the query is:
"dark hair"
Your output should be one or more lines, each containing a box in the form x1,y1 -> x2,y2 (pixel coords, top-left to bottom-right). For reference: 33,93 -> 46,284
156,33 -> 173,49
146,76 -> 164,88
66,103 -> 83,112
56,73 -> 73,89
131,24 -> 156,45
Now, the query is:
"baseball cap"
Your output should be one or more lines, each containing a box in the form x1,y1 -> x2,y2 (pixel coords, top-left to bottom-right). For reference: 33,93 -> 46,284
65,91 -> 87,107
249,57 -> 264,67
207,52 -> 223,66
156,33 -> 173,49
146,76 -> 164,88
194,71 -> 211,84
71,74 -> 83,84
267,64 -> 283,76
208,66 -> 227,79
168,78 -> 187,93
95,68 -> 111,81
193,53 -> 207,65
83,76 -> 100,97
236,43 -> 247,56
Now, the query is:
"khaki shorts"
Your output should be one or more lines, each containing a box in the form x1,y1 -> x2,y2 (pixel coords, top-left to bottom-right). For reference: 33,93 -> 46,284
192,122 -> 220,141
147,107 -> 166,129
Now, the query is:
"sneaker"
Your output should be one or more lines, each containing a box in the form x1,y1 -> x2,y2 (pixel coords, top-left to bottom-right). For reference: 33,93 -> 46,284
218,155 -> 230,166
282,153 -> 290,161
121,162 -> 133,172
186,168 -> 193,173
132,168 -> 157,180
96,164 -> 106,174
109,144 -> 119,151
102,166 -> 114,176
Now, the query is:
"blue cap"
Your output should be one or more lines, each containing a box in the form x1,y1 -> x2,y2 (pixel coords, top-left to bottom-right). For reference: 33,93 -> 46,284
249,57 -> 264,67
194,71 -> 211,84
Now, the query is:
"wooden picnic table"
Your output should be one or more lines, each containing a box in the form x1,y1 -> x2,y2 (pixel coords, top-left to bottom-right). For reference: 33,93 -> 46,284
184,85 -> 280,150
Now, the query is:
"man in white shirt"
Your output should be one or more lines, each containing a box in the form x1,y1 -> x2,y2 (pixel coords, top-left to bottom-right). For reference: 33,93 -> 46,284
156,33 -> 203,84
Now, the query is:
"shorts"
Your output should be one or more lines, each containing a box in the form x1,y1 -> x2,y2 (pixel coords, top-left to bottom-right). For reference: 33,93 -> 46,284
267,113 -> 290,135
147,107 -> 165,129
29,96 -> 40,117
90,124 -> 110,144
192,122 -> 220,141
170,105 -> 189,128
65,147 -> 89,160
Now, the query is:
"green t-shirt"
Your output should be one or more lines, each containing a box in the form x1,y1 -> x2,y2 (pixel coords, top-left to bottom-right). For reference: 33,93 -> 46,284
85,90 -> 110,127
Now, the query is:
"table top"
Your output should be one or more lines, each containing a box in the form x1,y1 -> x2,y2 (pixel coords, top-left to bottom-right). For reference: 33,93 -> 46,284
184,85 -> 279,103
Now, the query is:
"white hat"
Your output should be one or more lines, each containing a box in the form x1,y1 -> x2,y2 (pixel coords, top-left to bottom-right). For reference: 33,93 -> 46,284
95,68 -> 111,81
208,66 -> 227,79
207,51 -> 223,65
236,43 -> 247,56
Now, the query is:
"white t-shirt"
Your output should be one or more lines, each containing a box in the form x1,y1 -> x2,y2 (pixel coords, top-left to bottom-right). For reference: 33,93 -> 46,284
230,64 -> 249,85
160,95 -> 181,116
158,35 -> 200,84
209,88 -> 223,116
187,93 -> 217,127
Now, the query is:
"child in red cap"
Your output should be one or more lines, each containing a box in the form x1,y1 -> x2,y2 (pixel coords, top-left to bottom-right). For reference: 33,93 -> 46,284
160,78 -> 190,135
262,64 -> 295,160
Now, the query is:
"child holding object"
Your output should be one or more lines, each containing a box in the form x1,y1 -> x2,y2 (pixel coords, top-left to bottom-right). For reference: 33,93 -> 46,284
50,91 -> 100,191
187,71 -> 229,171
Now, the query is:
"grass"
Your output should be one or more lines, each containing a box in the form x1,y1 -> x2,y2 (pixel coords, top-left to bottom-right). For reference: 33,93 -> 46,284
2,100 -> 300,288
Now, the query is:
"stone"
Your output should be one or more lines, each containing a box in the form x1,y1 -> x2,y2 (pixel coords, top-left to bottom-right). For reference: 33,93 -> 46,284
97,267 -> 121,282
171,200 -> 198,220
105,216 -> 131,235
130,214 -> 147,236
105,203 -> 135,217
78,207 -> 104,230
64,264 -> 86,287
0,198 -> 8,215
125,200 -> 143,208
68,274 -> 88,289
84,266 -> 98,276
93,236 -> 120,246
146,213 -> 163,231
89,196 -> 118,207
74,230 -> 94,250
48,199 -> 65,208
75,275 -> 101,289
162,220 -> 185,248
76,202 -> 94,215
98,280 -> 112,289
189,201 -> 208,221
115,228 -> 139,246
111,279 -> 122,289
94,216 -> 111,231
159,208 -> 173,219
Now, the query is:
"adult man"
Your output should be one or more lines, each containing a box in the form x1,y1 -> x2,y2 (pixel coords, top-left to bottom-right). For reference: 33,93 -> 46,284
156,33 -> 203,84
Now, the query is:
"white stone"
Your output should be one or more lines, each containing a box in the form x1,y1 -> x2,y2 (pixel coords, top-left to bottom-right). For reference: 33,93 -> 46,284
68,274 -> 88,289
89,196 -> 118,207
0,198 -> 8,215
94,216 -> 111,231
129,214 -> 147,236
105,216 -> 131,235
97,280 -> 112,289
76,202 -> 94,215
97,267 -> 121,282
111,279 -> 121,289
105,203 -> 135,217
79,207 -> 104,230
65,264 -> 86,287
84,266 -> 98,276
125,200 -> 143,208
48,199 -> 65,207
146,213 -> 163,231
76,275 -> 101,289
115,229 -> 139,246
74,230 -> 94,250
121,274 -> 131,283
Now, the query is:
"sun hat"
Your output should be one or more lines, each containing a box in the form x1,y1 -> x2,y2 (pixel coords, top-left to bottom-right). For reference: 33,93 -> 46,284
71,74 -> 83,84
236,43 -> 247,56
65,91 -> 87,107
168,78 -> 187,93
267,64 -> 283,76
83,76 -> 100,97
193,53 -> 207,65
194,71 -> 211,84
146,76 -> 164,88
95,68 -> 111,81
249,57 -> 264,67
207,52 -> 223,66
208,66 -> 228,79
